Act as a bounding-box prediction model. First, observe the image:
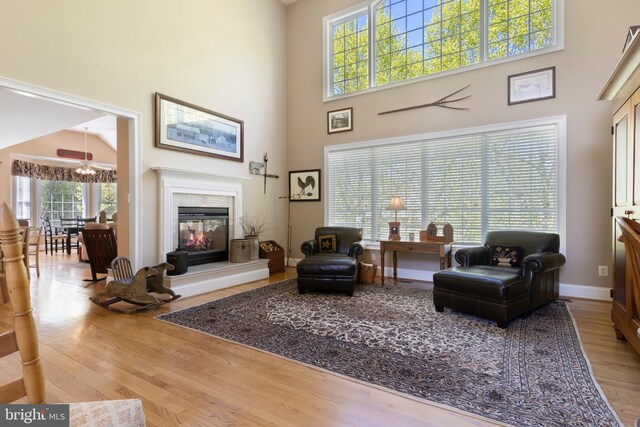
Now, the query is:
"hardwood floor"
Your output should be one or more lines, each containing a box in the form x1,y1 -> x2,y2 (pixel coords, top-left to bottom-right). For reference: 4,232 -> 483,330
2,253 -> 639,426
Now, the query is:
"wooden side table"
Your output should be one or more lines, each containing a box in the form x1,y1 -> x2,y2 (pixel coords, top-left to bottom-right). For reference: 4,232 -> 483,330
379,239 -> 452,285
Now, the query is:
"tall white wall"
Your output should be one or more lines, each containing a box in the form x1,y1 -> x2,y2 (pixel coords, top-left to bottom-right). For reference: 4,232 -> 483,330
0,0 -> 289,266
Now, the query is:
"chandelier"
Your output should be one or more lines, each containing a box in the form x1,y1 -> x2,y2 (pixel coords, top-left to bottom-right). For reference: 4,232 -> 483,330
75,127 -> 96,175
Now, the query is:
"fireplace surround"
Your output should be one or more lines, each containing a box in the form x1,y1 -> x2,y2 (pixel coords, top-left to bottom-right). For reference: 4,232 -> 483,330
153,167 -> 269,298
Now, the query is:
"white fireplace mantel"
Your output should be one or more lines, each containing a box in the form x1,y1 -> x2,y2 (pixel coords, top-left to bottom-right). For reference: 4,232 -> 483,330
152,166 -> 249,262
152,167 -> 268,298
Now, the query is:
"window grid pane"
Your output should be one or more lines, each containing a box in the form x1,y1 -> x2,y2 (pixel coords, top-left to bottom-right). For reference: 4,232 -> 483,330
40,180 -> 85,225
14,176 -> 31,220
487,0 -> 553,60
99,183 -> 118,217
328,0 -> 556,97
327,123 -> 559,243
331,13 -> 370,96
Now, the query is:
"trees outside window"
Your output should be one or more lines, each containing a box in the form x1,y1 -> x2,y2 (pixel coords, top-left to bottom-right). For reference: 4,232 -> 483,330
327,0 -> 556,98
99,183 -> 118,217
40,180 -> 85,223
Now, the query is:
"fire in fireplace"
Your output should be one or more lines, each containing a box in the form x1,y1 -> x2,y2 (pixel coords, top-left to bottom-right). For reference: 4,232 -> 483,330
177,206 -> 229,266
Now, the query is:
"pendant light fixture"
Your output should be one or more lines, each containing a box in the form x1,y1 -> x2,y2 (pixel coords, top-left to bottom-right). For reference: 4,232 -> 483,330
75,127 -> 97,175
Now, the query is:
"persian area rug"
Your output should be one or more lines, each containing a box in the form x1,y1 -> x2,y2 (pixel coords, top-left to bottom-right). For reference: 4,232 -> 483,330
156,280 -> 622,427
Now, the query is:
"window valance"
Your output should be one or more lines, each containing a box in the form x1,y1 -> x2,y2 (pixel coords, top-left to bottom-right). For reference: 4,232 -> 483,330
11,159 -> 117,184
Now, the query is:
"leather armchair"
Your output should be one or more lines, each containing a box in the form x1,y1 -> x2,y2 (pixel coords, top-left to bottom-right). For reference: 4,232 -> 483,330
296,227 -> 364,296
433,230 -> 566,327
301,226 -> 365,258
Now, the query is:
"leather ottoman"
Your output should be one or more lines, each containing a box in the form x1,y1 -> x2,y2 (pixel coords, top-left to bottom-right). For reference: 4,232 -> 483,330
432,266 -> 530,328
296,253 -> 358,296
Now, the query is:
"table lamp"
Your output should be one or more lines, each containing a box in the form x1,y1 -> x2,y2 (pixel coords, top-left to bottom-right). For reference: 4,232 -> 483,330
386,195 -> 406,240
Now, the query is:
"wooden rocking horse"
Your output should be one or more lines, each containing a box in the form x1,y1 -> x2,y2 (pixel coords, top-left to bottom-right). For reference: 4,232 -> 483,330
89,256 -> 181,314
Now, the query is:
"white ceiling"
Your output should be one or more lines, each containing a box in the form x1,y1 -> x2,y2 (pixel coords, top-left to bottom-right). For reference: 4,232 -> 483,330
0,87 -> 116,151
280,0 -> 299,5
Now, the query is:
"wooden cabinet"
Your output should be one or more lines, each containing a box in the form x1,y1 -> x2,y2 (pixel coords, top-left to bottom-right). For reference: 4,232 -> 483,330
599,34 -> 640,354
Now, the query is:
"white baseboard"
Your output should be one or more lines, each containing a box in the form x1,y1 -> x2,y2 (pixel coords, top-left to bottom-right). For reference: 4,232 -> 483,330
559,283 -> 611,301
286,257 -> 302,267
379,267 -> 611,301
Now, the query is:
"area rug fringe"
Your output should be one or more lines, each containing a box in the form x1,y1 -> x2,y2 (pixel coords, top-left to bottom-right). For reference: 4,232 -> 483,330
564,305 -> 624,427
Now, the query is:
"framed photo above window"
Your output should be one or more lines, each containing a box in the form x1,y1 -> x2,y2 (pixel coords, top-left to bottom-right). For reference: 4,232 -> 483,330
155,93 -> 244,162
327,107 -> 353,134
289,169 -> 321,202
508,67 -> 556,105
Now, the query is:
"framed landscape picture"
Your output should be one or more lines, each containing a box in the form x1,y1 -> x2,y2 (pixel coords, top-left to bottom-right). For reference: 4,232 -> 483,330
289,169 -> 321,202
155,93 -> 244,162
508,67 -> 556,105
327,107 -> 353,134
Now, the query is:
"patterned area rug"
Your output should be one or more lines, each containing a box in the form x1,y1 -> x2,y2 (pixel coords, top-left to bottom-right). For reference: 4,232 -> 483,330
157,280 -> 622,427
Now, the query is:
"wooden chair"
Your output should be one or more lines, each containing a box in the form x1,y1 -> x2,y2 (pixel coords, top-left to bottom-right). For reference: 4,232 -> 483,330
59,217 -> 80,254
17,226 -> 30,280
0,203 -> 146,424
82,227 -> 118,283
0,203 -> 46,404
41,217 -> 66,255
27,226 -> 43,277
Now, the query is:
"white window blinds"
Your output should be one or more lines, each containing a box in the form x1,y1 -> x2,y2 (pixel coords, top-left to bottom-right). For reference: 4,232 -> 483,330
326,121 -> 560,243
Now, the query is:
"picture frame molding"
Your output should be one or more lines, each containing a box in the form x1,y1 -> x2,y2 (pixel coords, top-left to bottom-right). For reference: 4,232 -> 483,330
327,107 -> 353,134
154,92 -> 244,162
507,66 -> 556,105
289,169 -> 321,202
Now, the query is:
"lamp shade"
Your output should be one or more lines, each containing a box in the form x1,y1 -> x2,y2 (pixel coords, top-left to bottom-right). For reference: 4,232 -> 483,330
386,196 -> 406,211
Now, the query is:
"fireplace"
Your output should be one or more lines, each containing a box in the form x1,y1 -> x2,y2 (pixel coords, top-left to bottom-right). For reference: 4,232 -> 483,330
177,206 -> 229,266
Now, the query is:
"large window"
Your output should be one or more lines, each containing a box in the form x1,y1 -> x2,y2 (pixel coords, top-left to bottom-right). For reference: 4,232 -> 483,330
40,180 -> 86,222
14,176 -> 31,220
326,0 -> 559,98
13,177 -> 117,225
326,117 -> 563,243
99,183 -> 118,217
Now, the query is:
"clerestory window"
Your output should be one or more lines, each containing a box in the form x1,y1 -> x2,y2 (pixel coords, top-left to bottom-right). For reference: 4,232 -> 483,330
325,0 -> 560,99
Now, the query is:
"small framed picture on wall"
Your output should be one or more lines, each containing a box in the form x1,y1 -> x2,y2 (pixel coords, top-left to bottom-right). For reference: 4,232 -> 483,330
289,169 -> 321,202
327,107 -> 353,134
508,67 -> 556,105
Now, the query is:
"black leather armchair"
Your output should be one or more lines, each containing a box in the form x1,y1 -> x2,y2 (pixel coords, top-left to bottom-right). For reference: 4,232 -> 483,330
296,226 -> 364,296
433,230 -> 566,327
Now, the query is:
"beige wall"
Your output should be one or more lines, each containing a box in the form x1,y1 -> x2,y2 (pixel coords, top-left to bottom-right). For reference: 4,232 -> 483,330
286,0 -> 640,288
0,0 -> 288,266
0,130 -> 116,205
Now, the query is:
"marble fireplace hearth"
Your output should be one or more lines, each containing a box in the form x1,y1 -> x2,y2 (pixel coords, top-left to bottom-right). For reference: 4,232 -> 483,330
153,167 -> 269,298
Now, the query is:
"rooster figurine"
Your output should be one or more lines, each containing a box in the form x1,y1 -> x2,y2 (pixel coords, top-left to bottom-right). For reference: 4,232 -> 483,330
297,175 -> 316,195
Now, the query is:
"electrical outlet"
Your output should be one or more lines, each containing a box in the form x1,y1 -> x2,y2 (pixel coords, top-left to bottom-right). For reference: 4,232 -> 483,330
371,253 -> 377,262
598,265 -> 608,277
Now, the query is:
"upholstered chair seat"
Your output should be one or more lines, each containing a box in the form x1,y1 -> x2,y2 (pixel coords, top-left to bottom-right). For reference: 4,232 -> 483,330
433,230 -> 566,328
296,226 -> 364,296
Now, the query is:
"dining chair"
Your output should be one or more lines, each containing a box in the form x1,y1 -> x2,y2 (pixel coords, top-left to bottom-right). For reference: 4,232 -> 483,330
17,226 -> 30,280
27,226 -> 43,277
41,217 -> 66,255
59,217 -> 80,254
